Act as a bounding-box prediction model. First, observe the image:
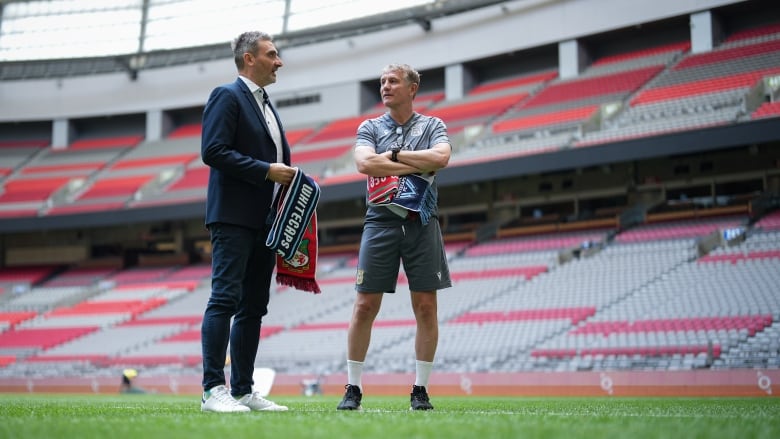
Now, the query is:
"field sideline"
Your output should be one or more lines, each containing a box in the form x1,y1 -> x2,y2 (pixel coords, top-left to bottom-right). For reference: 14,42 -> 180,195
0,393 -> 778,439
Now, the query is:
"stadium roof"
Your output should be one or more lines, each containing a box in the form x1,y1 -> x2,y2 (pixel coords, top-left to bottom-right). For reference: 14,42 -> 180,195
0,0 -> 509,62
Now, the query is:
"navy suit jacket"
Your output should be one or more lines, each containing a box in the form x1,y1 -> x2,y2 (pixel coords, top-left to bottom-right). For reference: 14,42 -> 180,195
201,78 -> 291,230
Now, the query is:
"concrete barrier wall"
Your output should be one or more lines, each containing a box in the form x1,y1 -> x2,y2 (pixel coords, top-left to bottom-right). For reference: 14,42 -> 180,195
1,370 -> 778,397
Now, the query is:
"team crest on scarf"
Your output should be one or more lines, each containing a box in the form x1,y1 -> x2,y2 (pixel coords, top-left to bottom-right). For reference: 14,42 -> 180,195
283,225 -> 314,269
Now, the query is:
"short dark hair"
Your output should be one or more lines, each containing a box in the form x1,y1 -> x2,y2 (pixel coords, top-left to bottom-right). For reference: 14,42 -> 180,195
231,31 -> 273,69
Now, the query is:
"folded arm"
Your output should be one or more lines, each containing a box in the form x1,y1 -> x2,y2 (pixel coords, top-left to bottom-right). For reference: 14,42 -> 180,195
354,143 -> 450,177
396,142 -> 450,174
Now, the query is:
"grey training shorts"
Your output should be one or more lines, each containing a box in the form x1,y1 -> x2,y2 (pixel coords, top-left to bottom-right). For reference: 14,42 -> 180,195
355,217 -> 452,293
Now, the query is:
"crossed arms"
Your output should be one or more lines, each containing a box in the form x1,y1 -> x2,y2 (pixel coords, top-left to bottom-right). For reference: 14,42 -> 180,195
354,143 -> 450,177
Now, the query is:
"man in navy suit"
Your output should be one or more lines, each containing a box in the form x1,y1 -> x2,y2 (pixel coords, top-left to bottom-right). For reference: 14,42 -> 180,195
200,31 -> 297,413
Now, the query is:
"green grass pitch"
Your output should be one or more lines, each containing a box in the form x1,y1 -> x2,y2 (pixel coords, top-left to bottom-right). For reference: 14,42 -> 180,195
0,393 -> 778,439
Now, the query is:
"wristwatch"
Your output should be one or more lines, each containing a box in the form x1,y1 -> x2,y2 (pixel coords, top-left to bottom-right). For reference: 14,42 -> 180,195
390,145 -> 401,162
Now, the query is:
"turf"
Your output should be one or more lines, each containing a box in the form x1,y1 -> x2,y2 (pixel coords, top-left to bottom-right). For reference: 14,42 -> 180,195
0,394 -> 778,439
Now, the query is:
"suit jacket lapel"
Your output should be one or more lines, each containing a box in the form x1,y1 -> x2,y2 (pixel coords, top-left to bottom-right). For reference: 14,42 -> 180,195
237,79 -> 266,129
236,79 -> 291,166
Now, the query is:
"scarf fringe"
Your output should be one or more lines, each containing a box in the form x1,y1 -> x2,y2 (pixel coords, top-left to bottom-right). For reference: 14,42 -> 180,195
276,272 -> 321,294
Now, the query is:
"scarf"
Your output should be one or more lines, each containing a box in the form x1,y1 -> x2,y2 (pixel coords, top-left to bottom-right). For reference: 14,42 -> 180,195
367,173 -> 437,225
266,169 -> 321,294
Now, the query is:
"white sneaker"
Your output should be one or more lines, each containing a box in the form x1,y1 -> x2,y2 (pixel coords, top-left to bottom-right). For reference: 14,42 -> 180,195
201,385 -> 251,413
237,392 -> 289,411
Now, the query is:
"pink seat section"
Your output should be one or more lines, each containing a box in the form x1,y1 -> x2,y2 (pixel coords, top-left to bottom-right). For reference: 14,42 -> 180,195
449,266 -> 548,281
167,123 -> 202,138
0,265 -> 59,285
522,65 -> 663,109
161,325 -> 283,342
46,202 -> 127,216
571,315 -> 772,337
468,71 -> 557,95
698,249 -> 780,264
452,307 -> 596,325
166,166 -> 209,191
20,161 -> 103,175
755,210 -> 780,230
631,67 -> 780,106
291,143 -> 352,163
0,139 -> 49,148
531,345 -> 721,358
725,22 -> 780,43
752,101 -> 780,119
0,327 -> 98,349
674,39 -> 780,70
492,105 -> 599,134
41,266 -> 117,288
615,219 -> 742,243
103,266 -> 179,285
284,128 -> 315,146
412,91 -> 446,112
68,135 -> 143,150
591,41 -> 691,67
466,232 -> 605,256
303,115 -> 369,144
428,94 -> 525,125
293,319 -> 415,331
46,298 -> 167,318
109,153 -> 198,170
98,355 -> 201,367
0,176 -> 76,202
0,311 -> 38,328
75,175 -> 154,200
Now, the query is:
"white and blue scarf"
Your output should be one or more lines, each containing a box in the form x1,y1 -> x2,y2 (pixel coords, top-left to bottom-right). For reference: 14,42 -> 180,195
266,169 -> 321,293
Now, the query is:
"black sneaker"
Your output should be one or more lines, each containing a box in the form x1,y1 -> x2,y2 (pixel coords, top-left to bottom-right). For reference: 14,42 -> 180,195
410,385 -> 434,410
337,384 -> 362,410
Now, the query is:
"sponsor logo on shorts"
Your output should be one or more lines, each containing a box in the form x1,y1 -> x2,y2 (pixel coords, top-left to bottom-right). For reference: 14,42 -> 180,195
356,269 -> 364,285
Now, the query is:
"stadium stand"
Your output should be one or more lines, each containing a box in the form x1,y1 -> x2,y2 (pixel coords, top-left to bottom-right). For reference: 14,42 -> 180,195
0,141 -> 49,186
455,46 -> 680,164
287,115 -> 380,177
613,214 -> 745,243
1,1 -> 780,392
0,265 -> 60,288
39,267 -> 117,288
0,134 -> 144,216
2,19 -> 778,218
577,35 -> 780,146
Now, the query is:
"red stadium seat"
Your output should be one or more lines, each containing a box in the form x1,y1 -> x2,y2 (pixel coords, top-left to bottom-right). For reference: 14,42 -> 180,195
68,135 -> 143,150
0,327 -> 98,349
